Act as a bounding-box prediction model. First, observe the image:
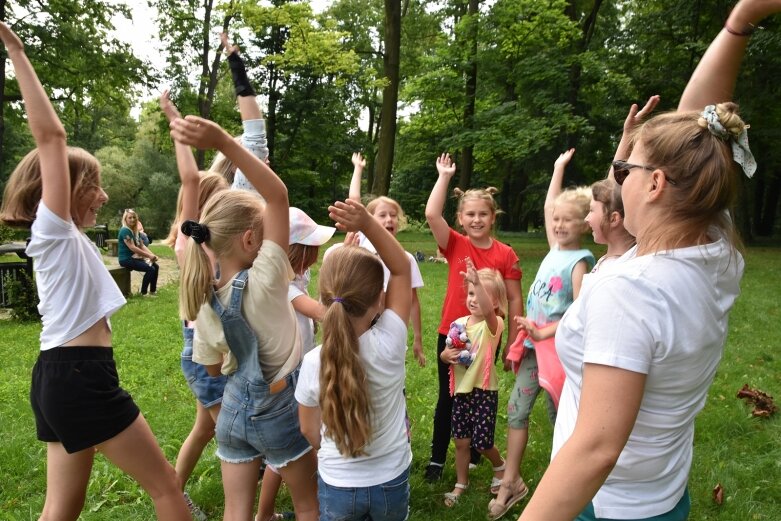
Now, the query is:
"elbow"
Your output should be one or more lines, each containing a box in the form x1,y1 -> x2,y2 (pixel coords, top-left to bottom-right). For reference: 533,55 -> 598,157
34,123 -> 67,145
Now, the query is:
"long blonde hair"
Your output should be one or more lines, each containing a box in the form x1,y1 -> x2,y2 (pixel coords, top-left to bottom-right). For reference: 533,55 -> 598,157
471,268 -> 508,319
179,190 -> 264,320
165,172 -> 228,247
318,246 -> 384,457
1,147 -> 101,228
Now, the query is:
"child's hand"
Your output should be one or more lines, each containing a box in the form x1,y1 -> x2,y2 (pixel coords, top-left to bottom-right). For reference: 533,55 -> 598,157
343,231 -> 360,247
329,199 -> 371,232
554,148 -> 576,170
459,257 -> 478,285
515,316 -> 543,341
0,22 -> 24,53
221,32 -> 239,56
169,115 -> 229,150
440,346 -> 460,365
160,90 -> 182,123
352,152 -> 366,169
436,153 -> 457,178
623,95 -> 660,136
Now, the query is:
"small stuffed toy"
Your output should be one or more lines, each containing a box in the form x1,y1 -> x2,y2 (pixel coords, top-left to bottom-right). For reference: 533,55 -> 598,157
446,321 -> 474,366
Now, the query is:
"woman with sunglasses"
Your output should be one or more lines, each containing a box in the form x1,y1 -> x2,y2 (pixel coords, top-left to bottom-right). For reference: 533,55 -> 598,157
518,1 -> 778,520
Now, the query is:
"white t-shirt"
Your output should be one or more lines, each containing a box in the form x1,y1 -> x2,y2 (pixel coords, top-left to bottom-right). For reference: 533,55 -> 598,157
26,203 -> 126,350
295,310 -> 412,487
193,240 -> 301,381
288,270 -> 316,355
553,238 -> 744,519
324,234 -> 424,291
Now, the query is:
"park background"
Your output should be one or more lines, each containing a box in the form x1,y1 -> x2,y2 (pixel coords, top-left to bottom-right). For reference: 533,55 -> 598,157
0,0 -> 779,519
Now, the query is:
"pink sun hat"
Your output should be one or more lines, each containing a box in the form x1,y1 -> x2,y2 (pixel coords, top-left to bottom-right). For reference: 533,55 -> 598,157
289,207 -> 336,246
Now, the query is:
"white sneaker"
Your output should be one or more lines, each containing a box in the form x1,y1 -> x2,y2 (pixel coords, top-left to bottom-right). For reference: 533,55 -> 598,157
183,492 -> 207,521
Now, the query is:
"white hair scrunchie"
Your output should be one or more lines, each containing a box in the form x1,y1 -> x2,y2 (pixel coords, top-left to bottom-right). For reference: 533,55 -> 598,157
701,105 -> 757,178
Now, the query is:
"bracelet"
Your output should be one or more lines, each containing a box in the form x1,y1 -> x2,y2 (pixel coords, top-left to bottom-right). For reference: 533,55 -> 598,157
724,21 -> 756,37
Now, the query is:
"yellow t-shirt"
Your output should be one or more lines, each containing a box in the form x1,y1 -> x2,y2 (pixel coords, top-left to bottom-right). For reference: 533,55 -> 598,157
452,315 -> 503,394
192,240 -> 301,382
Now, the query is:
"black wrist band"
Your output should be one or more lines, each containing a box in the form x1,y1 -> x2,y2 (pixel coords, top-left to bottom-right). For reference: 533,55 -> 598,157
227,52 -> 257,97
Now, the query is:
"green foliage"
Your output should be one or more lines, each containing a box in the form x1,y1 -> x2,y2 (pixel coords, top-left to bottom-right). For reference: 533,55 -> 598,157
3,271 -> 40,322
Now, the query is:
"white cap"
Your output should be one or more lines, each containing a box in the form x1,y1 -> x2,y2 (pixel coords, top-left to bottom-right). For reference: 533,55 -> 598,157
289,207 -> 336,246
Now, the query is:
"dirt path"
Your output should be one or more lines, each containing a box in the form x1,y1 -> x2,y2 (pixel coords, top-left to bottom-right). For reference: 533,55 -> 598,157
102,254 -> 180,296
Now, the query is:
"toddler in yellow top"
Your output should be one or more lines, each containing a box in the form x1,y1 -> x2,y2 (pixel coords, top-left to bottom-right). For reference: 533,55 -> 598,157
439,259 -> 508,507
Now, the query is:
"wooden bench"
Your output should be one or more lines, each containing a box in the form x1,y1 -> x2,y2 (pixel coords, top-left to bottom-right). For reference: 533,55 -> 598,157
106,239 -> 119,257
107,265 -> 131,296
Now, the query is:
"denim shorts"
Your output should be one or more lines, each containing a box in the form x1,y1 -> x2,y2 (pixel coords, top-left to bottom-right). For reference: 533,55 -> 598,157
318,465 -> 410,521
181,325 -> 227,408
30,346 -> 140,453
215,371 -> 311,467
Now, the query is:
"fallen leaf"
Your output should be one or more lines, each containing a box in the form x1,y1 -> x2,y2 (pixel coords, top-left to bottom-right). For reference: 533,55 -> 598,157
736,384 -> 778,418
713,483 -> 724,505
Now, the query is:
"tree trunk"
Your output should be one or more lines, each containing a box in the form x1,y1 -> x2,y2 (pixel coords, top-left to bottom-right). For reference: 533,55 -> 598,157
371,0 -> 401,196
266,25 -> 286,161
195,1 -> 234,168
458,0 -> 480,191
757,175 -> 780,236
565,0 -> 604,144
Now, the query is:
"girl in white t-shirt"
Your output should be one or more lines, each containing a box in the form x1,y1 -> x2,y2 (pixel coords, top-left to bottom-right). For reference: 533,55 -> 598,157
520,1 -> 776,519
172,116 -> 318,520
0,24 -> 191,519
296,199 -> 412,521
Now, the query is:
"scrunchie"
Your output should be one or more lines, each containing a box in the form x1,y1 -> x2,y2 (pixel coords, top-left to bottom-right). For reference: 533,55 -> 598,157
181,220 -> 210,244
701,105 -> 757,178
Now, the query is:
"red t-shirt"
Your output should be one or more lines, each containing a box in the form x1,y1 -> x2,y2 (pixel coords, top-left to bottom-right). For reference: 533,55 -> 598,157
438,228 -> 522,335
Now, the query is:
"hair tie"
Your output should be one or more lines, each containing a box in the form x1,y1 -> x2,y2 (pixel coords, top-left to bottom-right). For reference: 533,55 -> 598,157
701,105 -> 757,178
332,297 -> 345,304
181,220 -> 210,244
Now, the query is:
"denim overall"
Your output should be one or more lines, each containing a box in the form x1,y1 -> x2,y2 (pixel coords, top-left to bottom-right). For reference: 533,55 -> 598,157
211,269 -> 310,465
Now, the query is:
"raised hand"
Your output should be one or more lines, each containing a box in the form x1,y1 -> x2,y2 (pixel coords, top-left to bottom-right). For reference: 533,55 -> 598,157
343,231 -> 360,246
160,89 -> 182,123
328,199 -> 372,232
436,153 -> 457,178
169,115 -> 229,150
0,22 -> 24,53
554,148 -> 576,170
352,152 -> 366,169
623,95 -> 660,135
459,257 -> 479,286
220,32 -> 239,56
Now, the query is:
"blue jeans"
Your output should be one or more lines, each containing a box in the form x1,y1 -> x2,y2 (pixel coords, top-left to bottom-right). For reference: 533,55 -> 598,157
318,465 -> 410,521
118,257 -> 158,294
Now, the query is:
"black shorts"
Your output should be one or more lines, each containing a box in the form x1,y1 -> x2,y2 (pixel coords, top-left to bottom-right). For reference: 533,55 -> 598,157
30,346 -> 140,454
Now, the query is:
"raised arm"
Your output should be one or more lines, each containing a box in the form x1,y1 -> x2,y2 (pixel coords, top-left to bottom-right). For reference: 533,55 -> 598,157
170,116 -> 288,249
609,95 -> 660,181
329,199 -> 411,323
348,152 -> 367,202
678,0 -> 781,111
425,153 -> 457,250
545,149 -> 575,248
462,259 -> 498,334
221,32 -> 263,121
0,23 -> 69,220
161,90 -> 199,227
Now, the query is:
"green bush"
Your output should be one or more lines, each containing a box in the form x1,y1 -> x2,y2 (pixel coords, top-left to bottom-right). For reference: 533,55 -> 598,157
4,271 -> 40,322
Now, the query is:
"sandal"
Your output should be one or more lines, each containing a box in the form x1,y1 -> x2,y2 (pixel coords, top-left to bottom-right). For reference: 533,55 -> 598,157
487,479 -> 529,520
444,482 -> 468,507
490,460 -> 506,494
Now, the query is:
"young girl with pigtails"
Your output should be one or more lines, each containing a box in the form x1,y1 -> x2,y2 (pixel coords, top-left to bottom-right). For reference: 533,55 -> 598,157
161,89 -> 228,520
424,153 -> 523,485
0,23 -> 191,520
295,199 -> 412,521
171,113 -> 318,520
438,260 -> 509,507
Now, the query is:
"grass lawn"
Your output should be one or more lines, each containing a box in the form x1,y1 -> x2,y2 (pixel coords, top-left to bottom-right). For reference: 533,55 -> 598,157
0,232 -> 779,520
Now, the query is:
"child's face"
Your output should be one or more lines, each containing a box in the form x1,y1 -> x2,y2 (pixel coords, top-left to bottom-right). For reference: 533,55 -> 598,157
71,179 -> 108,229
552,202 -> 587,250
466,282 -> 498,320
372,201 -> 399,236
458,199 -> 495,241
585,200 -> 608,245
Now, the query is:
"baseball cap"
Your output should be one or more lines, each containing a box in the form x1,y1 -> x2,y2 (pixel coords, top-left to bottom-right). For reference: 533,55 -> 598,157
289,207 -> 336,246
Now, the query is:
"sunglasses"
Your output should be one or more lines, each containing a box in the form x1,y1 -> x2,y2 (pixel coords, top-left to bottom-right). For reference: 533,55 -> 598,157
612,160 -> 677,186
